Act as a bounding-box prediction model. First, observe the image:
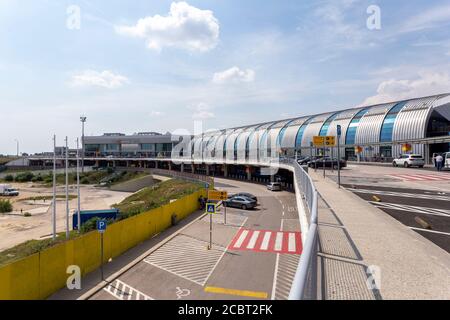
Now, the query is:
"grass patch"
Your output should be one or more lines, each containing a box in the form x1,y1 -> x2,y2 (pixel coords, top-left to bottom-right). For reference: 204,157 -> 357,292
114,179 -> 203,219
0,230 -> 83,267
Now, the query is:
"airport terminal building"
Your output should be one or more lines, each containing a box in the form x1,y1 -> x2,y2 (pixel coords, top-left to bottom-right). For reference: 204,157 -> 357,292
185,93 -> 450,165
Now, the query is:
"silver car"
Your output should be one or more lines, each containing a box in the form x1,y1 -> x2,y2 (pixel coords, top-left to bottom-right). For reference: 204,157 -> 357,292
267,182 -> 282,191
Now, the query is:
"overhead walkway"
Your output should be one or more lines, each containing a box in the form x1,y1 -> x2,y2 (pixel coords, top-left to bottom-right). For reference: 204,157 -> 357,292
309,170 -> 450,299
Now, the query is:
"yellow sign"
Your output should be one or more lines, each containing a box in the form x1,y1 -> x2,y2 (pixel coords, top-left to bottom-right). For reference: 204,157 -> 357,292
208,190 -> 228,201
402,144 -> 412,152
313,136 -> 336,147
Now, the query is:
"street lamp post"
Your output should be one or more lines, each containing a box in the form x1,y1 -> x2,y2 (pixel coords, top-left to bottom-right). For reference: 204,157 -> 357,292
52,135 -> 57,241
65,136 -> 69,239
76,138 -> 81,233
80,116 -> 87,173
14,139 -> 19,157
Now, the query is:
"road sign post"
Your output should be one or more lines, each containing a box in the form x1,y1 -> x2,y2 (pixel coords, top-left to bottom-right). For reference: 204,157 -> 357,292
96,220 -> 107,281
206,203 -> 216,250
208,190 -> 228,225
323,140 -> 326,178
337,125 -> 342,189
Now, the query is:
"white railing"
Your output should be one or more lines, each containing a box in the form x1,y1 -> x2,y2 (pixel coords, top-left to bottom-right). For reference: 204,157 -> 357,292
287,160 -> 319,300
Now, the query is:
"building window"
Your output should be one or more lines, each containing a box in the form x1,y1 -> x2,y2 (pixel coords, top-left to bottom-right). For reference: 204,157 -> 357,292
141,143 -> 155,151
85,144 -> 100,152
319,113 -> 340,136
295,117 -> 313,150
379,101 -> 408,142
380,146 -> 392,158
345,108 -> 369,145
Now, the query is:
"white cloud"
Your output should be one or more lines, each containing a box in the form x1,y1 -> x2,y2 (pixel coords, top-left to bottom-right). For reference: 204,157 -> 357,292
115,2 -> 219,52
189,102 -> 215,119
400,5 -> 450,33
363,72 -> 450,105
70,70 -> 129,89
212,67 -> 255,84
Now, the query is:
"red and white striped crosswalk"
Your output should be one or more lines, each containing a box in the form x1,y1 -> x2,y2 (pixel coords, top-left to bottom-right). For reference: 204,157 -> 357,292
228,229 -> 302,254
389,173 -> 450,182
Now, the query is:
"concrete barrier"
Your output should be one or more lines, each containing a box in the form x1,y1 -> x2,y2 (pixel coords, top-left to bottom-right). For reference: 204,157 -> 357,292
0,189 -> 206,300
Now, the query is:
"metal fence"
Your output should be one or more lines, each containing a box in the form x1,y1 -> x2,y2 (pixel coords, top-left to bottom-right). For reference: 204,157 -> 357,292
288,160 -> 319,300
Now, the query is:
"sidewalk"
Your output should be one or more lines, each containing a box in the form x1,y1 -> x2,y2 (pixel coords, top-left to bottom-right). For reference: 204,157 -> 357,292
310,170 -> 450,300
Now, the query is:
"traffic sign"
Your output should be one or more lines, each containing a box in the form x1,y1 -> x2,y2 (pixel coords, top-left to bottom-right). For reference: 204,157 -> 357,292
96,220 -> 107,233
208,190 -> 228,201
337,125 -> 342,137
313,136 -> 336,147
206,203 -> 216,214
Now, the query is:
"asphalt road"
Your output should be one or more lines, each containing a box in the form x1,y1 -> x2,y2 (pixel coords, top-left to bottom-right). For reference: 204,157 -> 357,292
343,183 -> 450,253
89,177 -> 301,300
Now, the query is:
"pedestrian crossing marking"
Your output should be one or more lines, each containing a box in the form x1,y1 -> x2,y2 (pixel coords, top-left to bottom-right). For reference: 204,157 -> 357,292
228,229 -> 302,254
103,279 -> 153,300
389,173 -> 450,182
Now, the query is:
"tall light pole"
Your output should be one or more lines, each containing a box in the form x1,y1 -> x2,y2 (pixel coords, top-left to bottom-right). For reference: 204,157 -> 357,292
76,138 -> 81,233
65,136 -> 69,239
14,139 -> 19,157
52,135 -> 57,241
80,116 -> 87,173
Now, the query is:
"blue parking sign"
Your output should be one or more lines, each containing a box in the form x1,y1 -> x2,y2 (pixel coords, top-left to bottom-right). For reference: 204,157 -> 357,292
96,220 -> 107,233
206,203 -> 216,214
337,125 -> 342,137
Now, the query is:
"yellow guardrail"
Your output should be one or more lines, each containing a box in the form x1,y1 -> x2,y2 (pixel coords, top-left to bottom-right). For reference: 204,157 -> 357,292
0,189 -> 206,300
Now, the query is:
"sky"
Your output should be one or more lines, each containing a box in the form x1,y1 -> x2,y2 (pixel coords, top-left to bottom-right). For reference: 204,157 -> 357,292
1,0 -> 450,154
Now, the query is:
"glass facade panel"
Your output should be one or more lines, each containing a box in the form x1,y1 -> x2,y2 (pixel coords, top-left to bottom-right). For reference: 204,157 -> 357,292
379,101 -> 407,142
295,117 -> 313,149
345,109 -> 369,145
319,113 -> 339,136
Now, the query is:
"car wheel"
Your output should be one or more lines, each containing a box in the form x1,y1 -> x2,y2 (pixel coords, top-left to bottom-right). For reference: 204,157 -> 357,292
393,162 -> 397,167
419,165 -> 424,168
404,162 -> 409,168
241,205 -> 247,210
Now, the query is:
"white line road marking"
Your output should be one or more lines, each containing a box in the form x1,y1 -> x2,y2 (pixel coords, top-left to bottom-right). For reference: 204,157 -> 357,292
261,232 -> 272,251
271,253 -> 280,300
234,230 -> 249,248
288,233 -> 296,252
369,201 -> 450,217
410,227 -> 450,236
347,188 -> 450,201
104,279 -> 153,300
247,231 -> 260,249
275,232 -> 283,251
144,234 -> 226,286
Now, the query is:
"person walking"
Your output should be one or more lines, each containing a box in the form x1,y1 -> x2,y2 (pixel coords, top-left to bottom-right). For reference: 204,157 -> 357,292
435,154 -> 444,172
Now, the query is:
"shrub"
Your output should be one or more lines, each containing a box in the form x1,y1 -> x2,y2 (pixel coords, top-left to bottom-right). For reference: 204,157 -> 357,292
0,199 -> 13,213
23,212 -> 32,217
4,175 -> 14,182
15,172 -> 34,182
107,167 -> 115,174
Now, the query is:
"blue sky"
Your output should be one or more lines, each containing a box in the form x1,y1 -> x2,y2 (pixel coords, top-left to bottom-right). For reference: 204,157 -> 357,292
1,0 -> 450,153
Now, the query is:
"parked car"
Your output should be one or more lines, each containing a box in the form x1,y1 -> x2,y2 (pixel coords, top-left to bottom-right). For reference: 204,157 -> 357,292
267,182 -> 282,191
223,196 -> 257,210
229,192 -> 258,203
392,154 -> 424,168
308,157 -> 347,169
0,184 -> 19,196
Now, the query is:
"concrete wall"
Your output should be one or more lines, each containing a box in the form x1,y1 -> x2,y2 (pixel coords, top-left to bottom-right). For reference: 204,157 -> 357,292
0,189 -> 206,300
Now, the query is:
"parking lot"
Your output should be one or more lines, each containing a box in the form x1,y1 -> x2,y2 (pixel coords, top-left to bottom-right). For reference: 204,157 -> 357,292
322,164 -> 450,253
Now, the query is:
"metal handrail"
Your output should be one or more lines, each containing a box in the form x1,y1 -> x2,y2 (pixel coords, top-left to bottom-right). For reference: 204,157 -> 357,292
288,160 -> 319,300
